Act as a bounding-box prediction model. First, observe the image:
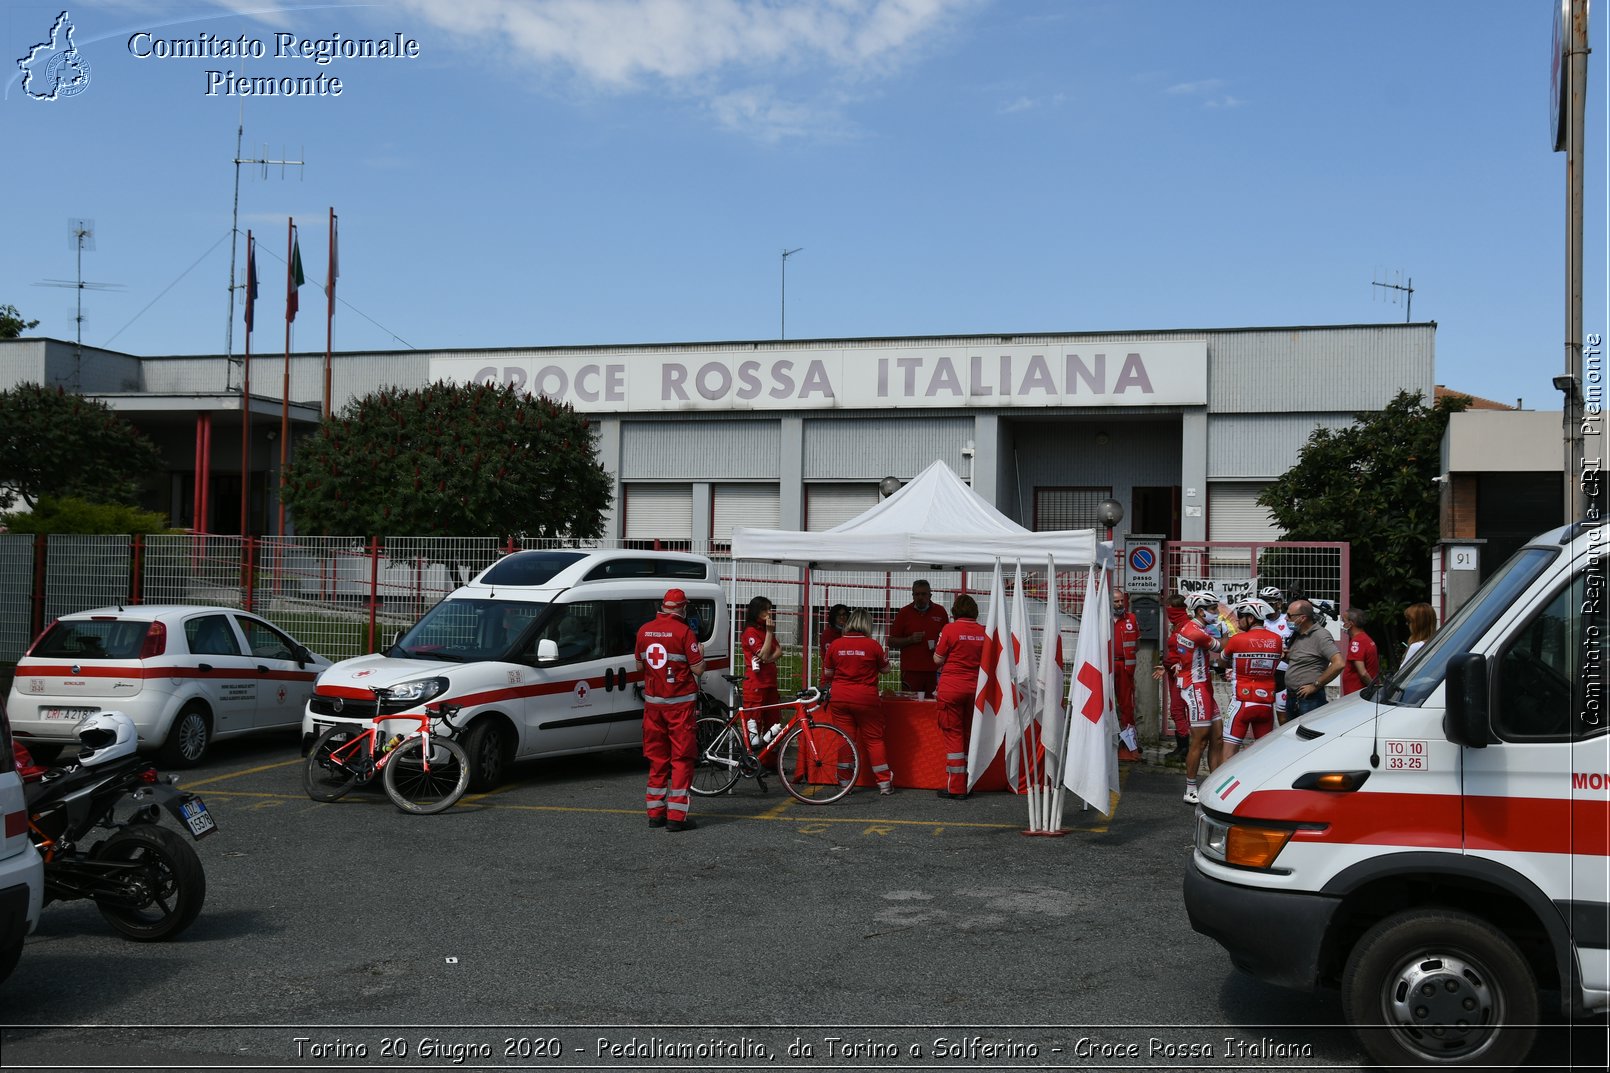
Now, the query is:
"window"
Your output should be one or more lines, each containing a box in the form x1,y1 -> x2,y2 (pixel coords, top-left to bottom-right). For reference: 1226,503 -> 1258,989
526,601 -> 607,665
1034,487 -> 1111,531
582,558 -> 709,582
235,617 -> 296,661
395,598 -> 549,662
186,615 -> 242,657
1493,572 -> 1599,740
33,619 -> 149,660
615,598 -> 719,651
479,551 -> 586,587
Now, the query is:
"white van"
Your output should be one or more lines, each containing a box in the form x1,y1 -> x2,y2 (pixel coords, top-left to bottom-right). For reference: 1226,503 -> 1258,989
1185,520 -> 1608,1066
302,550 -> 730,790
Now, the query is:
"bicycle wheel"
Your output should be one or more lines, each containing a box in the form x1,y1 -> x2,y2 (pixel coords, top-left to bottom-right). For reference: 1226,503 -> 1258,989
689,716 -> 742,796
303,725 -> 363,802
381,735 -> 471,814
776,723 -> 859,804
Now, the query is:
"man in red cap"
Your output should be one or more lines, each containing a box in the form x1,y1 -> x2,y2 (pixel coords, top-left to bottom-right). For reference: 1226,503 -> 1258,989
635,587 -> 706,832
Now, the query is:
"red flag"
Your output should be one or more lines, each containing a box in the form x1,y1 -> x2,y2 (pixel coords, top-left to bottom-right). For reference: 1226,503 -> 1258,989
286,227 -> 304,323
243,236 -> 257,334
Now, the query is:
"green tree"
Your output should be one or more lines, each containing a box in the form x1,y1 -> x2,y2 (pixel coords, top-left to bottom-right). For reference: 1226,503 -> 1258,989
0,384 -> 163,510
1258,390 -> 1469,660
283,381 -> 613,538
0,304 -> 39,339
1,496 -> 173,535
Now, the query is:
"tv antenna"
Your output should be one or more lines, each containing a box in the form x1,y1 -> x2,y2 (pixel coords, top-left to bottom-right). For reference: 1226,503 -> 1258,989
33,218 -> 123,387
225,116 -> 304,383
1371,270 -> 1414,323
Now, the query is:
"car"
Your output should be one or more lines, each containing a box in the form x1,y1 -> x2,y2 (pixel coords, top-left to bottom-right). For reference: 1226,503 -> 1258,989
304,550 -> 732,791
0,701 -> 45,986
7,606 -> 332,767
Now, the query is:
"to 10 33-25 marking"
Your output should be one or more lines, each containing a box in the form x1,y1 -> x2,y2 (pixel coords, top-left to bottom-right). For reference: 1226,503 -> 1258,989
1384,739 -> 1430,771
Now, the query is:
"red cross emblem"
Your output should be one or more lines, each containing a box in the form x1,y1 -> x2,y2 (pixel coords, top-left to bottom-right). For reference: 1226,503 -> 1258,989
1077,663 -> 1105,725
644,643 -> 669,670
277,686 -> 287,704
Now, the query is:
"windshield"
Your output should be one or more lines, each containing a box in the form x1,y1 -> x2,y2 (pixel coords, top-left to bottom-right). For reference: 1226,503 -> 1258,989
391,598 -> 549,662
1382,546 -> 1558,706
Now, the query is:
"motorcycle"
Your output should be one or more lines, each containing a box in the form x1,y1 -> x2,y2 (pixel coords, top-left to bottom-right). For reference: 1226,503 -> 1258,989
21,712 -> 216,942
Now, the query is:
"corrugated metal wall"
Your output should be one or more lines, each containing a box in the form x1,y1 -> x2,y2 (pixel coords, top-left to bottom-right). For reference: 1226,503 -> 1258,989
1207,325 -> 1435,412
620,420 -> 779,479
1206,414 -> 1360,478
802,415 -> 973,479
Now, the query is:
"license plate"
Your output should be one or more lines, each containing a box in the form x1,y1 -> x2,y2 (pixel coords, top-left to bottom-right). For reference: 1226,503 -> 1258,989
179,796 -> 217,839
41,706 -> 98,720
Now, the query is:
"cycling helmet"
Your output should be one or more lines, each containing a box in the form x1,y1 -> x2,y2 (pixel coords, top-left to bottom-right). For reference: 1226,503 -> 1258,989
76,711 -> 138,768
1258,586 -> 1284,604
1185,591 -> 1220,614
1233,597 -> 1275,622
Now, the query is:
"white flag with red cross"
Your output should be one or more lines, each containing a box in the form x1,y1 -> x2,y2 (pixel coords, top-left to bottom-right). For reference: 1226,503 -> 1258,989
965,560 -> 1017,791
1004,560 -> 1036,791
1036,558 -> 1067,785
1062,564 -> 1118,815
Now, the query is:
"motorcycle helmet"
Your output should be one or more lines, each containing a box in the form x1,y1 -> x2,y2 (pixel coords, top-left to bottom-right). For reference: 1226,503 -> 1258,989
76,711 -> 138,768
1258,586 -> 1284,605
1233,598 -> 1276,622
1185,591 -> 1220,615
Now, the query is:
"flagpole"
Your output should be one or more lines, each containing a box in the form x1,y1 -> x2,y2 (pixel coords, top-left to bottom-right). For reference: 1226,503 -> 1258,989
279,217 -> 293,540
323,207 -> 336,420
240,230 -> 253,538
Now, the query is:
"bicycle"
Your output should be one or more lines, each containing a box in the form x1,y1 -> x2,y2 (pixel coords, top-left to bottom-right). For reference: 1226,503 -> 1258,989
303,698 -> 471,815
689,676 -> 860,805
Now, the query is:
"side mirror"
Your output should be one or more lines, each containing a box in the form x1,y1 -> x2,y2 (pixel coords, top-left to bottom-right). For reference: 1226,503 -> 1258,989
294,645 -> 314,668
1444,652 -> 1490,749
536,638 -> 559,664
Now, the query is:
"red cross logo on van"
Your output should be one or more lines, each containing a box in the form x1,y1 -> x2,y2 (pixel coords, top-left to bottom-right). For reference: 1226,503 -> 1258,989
644,643 -> 669,670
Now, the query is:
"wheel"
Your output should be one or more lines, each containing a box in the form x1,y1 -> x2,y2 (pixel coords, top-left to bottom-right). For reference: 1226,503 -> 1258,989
462,719 -> 510,793
382,735 -> 471,815
159,705 -> 211,768
91,825 -> 206,942
303,725 -> 364,802
1341,908 -> 1538,1068
689,716 -> 741,797
776,723 -> 859,805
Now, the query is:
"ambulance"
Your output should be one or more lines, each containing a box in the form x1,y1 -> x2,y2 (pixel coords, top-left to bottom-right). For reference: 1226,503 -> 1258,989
302,549 -> 730,792
1186,520 -> 1608,1067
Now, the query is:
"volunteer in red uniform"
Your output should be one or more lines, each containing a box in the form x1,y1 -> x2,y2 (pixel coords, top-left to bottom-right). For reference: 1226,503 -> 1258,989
634,588 -> 706,832
889,580 -> 949,694
820,604 -> 850,655
1111,590 -> 1142,762
740,596 -> 781,741
1174,590 -> 1224,805
1340,607 -> 1380,695
822,608 -> 893,795
932,594 -> 986,800
1218,598 -> 1283,758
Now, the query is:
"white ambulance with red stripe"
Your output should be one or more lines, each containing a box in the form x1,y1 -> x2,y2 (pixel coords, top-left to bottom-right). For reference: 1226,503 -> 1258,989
1187,520 -> 1608,1067
301,550 -> 729,792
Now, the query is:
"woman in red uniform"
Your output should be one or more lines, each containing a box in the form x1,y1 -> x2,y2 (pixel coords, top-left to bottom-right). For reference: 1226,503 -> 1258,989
932,594 -> 987,800
822,609 -> 892,794
741,596 -> 781,743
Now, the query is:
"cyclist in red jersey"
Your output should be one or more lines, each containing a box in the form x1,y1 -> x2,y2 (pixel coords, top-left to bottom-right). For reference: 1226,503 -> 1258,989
932,594 -> 987,800
1218,598 -> 1284,758
635,588 -> 706,832
823,608 -> 893,794
1174,591 -> 1224,805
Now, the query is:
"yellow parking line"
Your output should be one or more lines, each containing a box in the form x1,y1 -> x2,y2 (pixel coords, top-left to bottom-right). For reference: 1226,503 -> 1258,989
183,757 -> 303,788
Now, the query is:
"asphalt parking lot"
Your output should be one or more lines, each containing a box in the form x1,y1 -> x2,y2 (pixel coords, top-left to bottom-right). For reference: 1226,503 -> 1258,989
2,735 -> 1605,1072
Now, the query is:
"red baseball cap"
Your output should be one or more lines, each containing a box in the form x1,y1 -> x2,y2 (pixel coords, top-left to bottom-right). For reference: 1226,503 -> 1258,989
662,588 -> 688,609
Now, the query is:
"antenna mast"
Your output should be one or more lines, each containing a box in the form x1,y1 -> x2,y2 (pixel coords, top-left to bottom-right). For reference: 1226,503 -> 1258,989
1371,271 -> 1414,323
33,219 -> 122,389
226,115 -> 303,385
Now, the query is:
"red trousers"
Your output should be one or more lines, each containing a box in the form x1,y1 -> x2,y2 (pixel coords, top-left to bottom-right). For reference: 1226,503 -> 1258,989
1164,670 -> 1189,740
1115,666 -> 1137,731
643,698 -> 696,820
935,687 -> 973,795
833,697 -> 891,788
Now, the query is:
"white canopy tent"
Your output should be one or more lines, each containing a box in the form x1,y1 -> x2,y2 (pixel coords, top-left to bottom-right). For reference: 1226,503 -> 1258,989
731,460 -> 1103,570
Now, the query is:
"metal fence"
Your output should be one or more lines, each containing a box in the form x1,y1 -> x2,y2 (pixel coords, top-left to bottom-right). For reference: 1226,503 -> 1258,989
1162,540 -> 1350,615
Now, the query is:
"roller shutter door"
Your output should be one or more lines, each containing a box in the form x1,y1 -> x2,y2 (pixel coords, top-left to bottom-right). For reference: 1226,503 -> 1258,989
805,484 -> 879,531
1209,483 -> 1282,541
623,483 -> 693,541
712,484 -> 780,545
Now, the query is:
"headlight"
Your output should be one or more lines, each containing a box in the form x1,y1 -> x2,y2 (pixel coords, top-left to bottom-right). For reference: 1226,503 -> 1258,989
377,676 -> 449,709
1196,812 -> 1296,871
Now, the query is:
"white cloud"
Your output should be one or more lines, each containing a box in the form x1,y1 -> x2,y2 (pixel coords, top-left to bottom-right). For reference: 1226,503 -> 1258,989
1165,78 -> 1226,96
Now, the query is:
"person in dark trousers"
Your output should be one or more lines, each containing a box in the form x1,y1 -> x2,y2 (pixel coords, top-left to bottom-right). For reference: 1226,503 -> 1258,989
635,588 -> 706,832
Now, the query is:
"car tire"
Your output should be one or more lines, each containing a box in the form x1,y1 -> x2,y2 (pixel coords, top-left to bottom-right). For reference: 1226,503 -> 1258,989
1341,907 -> 1538,1068
159,705 -> 212,768
463,719 -> 509,793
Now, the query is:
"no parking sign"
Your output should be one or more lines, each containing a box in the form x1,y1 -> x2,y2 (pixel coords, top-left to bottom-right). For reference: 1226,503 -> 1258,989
1121,536 -> 1165,594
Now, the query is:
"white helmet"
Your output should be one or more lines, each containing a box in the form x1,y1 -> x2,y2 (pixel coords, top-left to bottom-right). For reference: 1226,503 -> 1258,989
1234,597 -> 1276,622
76,711 -> 138,768
1258,586 -> 1284,604
1185,591 -> 1220,614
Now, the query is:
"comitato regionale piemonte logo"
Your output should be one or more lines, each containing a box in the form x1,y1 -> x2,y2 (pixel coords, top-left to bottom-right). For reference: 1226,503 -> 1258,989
17,10 -> 90,101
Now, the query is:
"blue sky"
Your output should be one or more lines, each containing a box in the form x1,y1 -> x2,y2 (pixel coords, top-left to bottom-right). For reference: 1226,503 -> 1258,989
2,0 -> 1604,410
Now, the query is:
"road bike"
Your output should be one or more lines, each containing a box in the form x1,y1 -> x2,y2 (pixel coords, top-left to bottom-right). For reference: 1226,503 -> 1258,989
303,700 -> 470,814
689,677 -> 860,804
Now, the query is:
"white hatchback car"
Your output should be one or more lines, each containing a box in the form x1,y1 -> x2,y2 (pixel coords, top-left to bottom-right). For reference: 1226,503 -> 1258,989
7,606 -> 331,767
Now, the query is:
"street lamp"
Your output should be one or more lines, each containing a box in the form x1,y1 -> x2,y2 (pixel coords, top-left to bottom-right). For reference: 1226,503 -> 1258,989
1097,498 -> 1124,541
780,247 -> 803,339
878,475 -> 902,498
